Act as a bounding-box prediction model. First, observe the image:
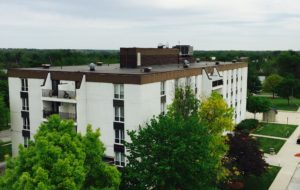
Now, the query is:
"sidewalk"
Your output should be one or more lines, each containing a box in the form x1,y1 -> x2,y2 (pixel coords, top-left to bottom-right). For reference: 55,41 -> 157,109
250,134 -> 287,140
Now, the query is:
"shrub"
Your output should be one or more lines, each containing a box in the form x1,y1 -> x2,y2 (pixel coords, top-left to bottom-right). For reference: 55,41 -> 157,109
236,119 -> 259,134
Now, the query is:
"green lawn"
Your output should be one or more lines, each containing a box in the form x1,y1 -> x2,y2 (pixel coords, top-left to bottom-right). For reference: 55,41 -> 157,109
260,96 -> 300,111
241,166 -> 281,190
256,137 -> 286,154
253,123 -> 298,138
0,142 -> 12,161
222,166 -> 281,190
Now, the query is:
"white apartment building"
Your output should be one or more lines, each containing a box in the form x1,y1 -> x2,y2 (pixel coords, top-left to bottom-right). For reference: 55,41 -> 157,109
8,46 -> 248,167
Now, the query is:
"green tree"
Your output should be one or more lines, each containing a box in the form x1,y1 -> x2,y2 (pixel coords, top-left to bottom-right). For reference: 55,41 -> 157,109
248,67 -> 262,94
122,88 -> 233,189
263,74 -> 283,98
276,78 -> 297,105
0,96 -> 8,130
275,51 -> 300,79
246,96 -> 271,118
0,115 -> 120,190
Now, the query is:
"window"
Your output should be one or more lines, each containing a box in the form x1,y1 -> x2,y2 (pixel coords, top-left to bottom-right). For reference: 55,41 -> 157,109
186,77 -> 191,86
174,79 -> 179,89
161,81 -> 165,95
21,78 -> 28,91
23,116 -> 30,130
115,152 -> 125,167
195,76 -> 198,93
22,97 -> 29,111
24,136 -> 30,148
114,106 -> 124,122
161,102 -> 166,115
114,84 -> 124,99
115,129 -> 124,144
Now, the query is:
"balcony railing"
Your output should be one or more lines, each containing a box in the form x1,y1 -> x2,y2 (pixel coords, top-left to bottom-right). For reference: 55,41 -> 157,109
42,89 -> 76,99
43,110 -> 76,121
59,112 -> 77,120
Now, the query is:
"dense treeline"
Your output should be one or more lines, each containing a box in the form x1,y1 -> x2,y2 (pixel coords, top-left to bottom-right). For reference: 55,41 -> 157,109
0,49 -> 119,69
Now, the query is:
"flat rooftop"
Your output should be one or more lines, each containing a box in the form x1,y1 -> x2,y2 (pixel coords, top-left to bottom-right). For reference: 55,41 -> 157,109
17,61 -> 245,75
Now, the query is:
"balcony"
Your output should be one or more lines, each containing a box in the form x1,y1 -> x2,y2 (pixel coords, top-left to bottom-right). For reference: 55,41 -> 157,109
212,79 -> 223,87
43,110 -> 76,121
59,112 -> 77,120
42,89 -> 76,99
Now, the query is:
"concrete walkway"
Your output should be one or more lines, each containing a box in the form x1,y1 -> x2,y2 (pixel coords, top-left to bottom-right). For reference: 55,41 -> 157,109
250,134 -> 288,140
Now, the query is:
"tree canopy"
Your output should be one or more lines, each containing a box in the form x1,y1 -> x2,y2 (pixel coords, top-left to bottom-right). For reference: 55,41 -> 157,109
0,115 -> 120,190
0,96 -> 8,131
227,133 -> 268,177
276,77 -> 299,105
246,96 -> 271,118
263,74 -> 283,98
122,88 -> 233,190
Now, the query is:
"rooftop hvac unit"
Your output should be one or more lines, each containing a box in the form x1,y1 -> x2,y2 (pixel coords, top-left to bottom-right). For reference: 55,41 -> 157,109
89,63 -> 96,71
183,60 -> 190,68
143,67 -> 152,72
42,64 -> 51,69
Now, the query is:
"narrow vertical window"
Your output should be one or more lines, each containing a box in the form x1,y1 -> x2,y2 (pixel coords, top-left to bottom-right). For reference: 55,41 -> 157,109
115,129 -> 125,144
114,84 -> 124,99
195,76 -> 198,93
161,81 -> 165,95
115,152 -> 125,167
21,78 -> 28,91
24,136 -> 29,148
161,102 -> 166,115
23,116 -> 30,130
114,106 -> 124,122
22,97 -> 29,111
174,79 -> 179,89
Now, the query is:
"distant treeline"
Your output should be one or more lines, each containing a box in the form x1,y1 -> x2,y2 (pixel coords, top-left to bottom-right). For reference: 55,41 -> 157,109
0,49 -> 119,69
1,49 -> 299,76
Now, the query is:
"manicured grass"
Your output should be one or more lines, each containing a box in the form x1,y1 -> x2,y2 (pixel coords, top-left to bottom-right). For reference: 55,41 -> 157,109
0,142 -> 12,161
260,96 -> 300,111
256,137 -> 285,154
242,166 -> 281,190
253,123 -> 298,138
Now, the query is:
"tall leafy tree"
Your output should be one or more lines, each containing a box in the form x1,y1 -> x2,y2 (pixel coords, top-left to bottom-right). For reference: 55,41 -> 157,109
0,96 -> 8,130
0,115 -> 120,190
246,96 -> 271,118
275,51 -> 300,79
227,133 -> 268,177
247,66 -> 262,94
122,88 -> 233,190
276,77 -> 298,105
263,74 -> 283,98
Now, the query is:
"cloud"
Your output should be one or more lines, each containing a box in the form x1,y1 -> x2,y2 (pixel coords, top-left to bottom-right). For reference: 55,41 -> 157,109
0,0 -> 299,50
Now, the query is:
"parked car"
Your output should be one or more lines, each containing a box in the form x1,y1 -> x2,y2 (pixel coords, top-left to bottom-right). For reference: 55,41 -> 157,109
297,135 -> 300,144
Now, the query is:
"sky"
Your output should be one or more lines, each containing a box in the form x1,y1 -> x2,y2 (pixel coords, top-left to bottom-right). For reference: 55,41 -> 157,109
0,0 -> 300,50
